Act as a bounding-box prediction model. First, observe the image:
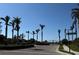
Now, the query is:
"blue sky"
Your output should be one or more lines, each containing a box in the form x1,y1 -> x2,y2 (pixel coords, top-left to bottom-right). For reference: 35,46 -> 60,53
0,3 -> 78,42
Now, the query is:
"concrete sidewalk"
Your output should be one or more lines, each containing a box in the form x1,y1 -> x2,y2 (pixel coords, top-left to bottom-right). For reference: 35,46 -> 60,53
63,45 -> 79,55
56,45 -> 70,55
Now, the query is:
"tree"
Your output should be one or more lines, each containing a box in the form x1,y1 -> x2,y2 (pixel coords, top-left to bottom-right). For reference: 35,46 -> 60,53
62,39 -> 68,45
0,16 -> 10,38
72,8 -> 79,38
29,38 -> 35,44
32,31 -> 35,40
20,33 -> 25,39
26,31 -> 30,40
36,29 -> 40,41
9,20 -> 15,39
40,24 -> 45,42
13,17 -> 21,39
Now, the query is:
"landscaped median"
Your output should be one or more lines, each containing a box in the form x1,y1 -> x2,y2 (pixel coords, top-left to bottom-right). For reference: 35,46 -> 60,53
59,44 -> 75,55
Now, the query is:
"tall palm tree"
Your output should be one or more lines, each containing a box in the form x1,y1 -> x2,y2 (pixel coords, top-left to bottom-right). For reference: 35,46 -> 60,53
26,31 -> 30,40
36,29 -> 40,41
13,17 -> 21,39
40,24 -> 45,42
58,29 -> 61,44
0,16 -> 10,38
72,8 -> 79,38
9,20 -> 15,39
32,31 -> 35,39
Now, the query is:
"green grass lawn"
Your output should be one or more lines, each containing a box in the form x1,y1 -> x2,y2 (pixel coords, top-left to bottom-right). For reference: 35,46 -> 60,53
67,39 -> 79,52
70,44 -> 79,52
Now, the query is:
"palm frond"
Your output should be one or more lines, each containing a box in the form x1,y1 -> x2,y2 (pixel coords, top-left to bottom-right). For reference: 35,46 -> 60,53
0,17 -> 5,21
5,16 -> 10,21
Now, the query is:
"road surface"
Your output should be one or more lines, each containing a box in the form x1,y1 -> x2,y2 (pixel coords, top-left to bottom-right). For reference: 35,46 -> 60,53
0,44 -> 62,55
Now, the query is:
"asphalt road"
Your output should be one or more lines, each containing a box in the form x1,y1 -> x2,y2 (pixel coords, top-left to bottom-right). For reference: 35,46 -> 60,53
0,44 -> 62,55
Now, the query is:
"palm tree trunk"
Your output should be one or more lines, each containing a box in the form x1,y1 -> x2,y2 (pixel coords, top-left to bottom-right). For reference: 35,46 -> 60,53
75,23 -> 77,39
33,34 -> 34,39
17,30 -> 19,39
5,24 -> 8,39
41,29 -> 43,42
59,33 -> 60,44
77,19 -> 79,39
65,33 -> 66,39
37,33 -> 38,41
12,29 -> 14,39
28,33 -> 29,40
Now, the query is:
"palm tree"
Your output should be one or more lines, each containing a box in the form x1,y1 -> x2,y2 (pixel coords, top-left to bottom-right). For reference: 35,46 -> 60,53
9,20 -> 15,39
40,24 -> 45,42
0,16 -> 10,38
26,31 -> 30,40
13,17 -> 21,39
58,29 -> 61,44
72,8 -> 79,38
20,33 -> 25,39
32,31 -> 35,39
36,29 -> 40,41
